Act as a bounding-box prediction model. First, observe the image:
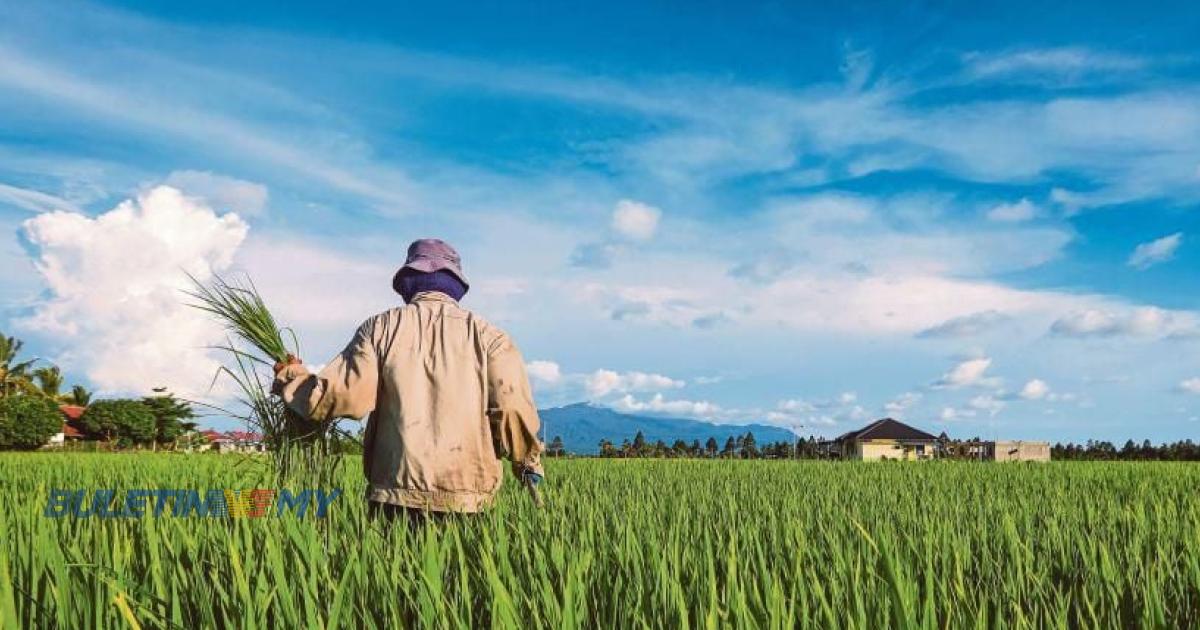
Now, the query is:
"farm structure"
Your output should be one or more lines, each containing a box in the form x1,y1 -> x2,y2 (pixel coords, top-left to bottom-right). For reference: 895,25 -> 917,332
821,418 -> 939,461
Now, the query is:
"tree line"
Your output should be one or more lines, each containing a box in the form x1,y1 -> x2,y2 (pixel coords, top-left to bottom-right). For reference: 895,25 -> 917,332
0,330 -> 200,450
543,431 -> 827,459
1051,439 -> 1200,461
542,431 -> 1200,461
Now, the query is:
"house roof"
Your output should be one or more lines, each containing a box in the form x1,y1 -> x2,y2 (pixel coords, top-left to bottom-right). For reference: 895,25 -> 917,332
61,423 -> 84,438
60,405 -> 85,421
834,418 -> 938,443
200,429 -> 263,443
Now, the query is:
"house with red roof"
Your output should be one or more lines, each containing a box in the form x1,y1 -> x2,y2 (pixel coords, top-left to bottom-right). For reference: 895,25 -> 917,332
198,429 -> 266,453
46,404 -> 89,446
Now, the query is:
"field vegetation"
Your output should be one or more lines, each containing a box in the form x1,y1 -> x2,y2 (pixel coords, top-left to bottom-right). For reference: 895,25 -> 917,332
2,454 -> 1198,628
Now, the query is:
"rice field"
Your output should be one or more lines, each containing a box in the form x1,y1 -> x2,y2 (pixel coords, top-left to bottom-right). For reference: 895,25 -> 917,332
2,454 -> 1199,628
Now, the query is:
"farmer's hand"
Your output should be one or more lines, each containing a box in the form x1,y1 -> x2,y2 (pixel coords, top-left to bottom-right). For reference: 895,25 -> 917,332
521,470 -> 545,508
273,354 -> 302,374
522,471 -> 544,488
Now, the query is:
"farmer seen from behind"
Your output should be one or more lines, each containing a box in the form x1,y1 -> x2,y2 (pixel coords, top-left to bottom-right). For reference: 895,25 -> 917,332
271,238 -> 544,522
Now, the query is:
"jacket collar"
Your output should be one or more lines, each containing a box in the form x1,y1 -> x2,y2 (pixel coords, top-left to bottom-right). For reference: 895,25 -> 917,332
410,291 -> 458,304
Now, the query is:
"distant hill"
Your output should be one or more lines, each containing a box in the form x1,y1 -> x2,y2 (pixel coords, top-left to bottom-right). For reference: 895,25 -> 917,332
538,403 -> 797,454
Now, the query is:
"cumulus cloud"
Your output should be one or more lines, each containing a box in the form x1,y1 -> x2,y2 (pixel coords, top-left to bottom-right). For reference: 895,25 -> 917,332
1179,378 -> 1200,394
19,185 -> 248,396
163,170 -> 269,217
569,199 -> 662,268
768,393 -> 867,429
939,406 -> 976,421
884,391 -> 922,416
524,361 -> 687,401
916,310 -> 1009,339
1049,306 -> 1188,338
932,357 -> 1000,389
526,360 -> 563,386
586,369 -> 684,397
611,393 -> 720,418
1018,378 -> 1050,400
985,199 -> 1038,222
968,394 -> 1005,416
1127,232 -> 1182,270
611,199 -> 661,241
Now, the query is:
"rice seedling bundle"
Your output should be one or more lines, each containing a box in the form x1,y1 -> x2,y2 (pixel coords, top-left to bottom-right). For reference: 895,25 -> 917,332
187,272 -> 344,483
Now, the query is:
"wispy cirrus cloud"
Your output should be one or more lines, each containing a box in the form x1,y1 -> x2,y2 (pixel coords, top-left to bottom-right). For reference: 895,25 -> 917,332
1128,232 -> 1183,270
962,47 -> 1148,83
0,182 -> 80,213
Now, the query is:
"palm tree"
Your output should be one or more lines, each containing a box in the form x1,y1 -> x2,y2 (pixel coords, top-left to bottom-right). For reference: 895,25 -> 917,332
0,332 -> 37,397
33,366 -> 65,400
66,385 -> 92,407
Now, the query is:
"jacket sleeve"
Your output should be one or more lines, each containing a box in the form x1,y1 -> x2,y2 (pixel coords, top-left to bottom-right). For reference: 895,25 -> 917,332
486,334 -> 544,477
273,320 -> 379,422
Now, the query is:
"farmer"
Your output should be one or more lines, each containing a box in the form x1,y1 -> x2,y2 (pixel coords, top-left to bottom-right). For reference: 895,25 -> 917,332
272,238 -> 544,522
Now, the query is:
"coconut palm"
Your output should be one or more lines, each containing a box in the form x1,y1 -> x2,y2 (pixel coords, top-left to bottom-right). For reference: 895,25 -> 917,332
65,385 -> 92,406
0,332 -> 37,398
33,366 -> 64,400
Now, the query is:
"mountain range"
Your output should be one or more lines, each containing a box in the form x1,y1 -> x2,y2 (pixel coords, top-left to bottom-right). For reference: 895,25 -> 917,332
537,403 -> 798,454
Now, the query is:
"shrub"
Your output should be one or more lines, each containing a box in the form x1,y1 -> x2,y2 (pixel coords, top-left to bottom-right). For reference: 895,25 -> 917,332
80,399 -> 156,446
0,395 -> 63,450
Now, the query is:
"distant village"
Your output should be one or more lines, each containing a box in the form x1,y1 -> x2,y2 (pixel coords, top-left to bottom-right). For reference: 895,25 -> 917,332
587,417 -> 1051,461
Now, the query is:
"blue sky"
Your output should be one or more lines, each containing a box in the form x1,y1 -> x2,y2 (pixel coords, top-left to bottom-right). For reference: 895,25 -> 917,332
1,1 -> 1199,441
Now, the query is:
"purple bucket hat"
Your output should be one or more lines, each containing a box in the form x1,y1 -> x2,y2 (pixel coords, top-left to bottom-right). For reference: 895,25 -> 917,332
392,238 -> 470,295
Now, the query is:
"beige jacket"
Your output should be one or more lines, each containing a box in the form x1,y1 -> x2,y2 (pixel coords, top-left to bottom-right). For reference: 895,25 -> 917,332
273,291 -> 544,512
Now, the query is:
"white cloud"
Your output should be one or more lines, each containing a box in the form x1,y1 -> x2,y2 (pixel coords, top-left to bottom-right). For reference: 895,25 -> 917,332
611,199 -> 661,241
164,170 -> 269,217
1050,306 -> 1192,338
776,399 -> 817,413
19,186 -> 248,396
0,45 -> 415,208
1127,232 -> 1182,270
234,236 -> 395,331
611,393 -> 720,418
0,182 -> 80,213
579,283 -> 732,329
526,360 -> 562,386
569,199 -> 662,268
963,47 -> 1146,82
768,394 -> 867,430
933,357 -> 999,389
968,394 -> 1005,416
586,369 -> 684,398
884,391 -> 922,416
1179,378 -> 1200,394
1019,378 -> 1051,400
986,199 -> 1038,222
939,406 -> 976,421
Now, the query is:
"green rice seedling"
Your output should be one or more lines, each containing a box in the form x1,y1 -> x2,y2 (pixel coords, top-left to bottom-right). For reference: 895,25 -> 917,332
186,272 -> 348,485
3,456 -> 1200,627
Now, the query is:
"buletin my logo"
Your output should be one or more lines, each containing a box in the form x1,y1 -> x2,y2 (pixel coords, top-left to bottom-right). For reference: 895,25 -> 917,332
44,489 -> 342,518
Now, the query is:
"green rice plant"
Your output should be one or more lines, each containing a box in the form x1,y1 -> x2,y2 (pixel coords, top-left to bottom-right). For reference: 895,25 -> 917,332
4,456 -> 1200,627
186,272 -> 346,485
